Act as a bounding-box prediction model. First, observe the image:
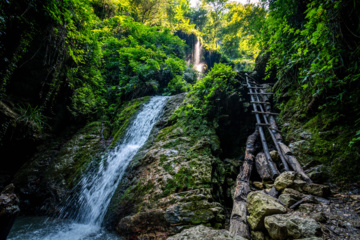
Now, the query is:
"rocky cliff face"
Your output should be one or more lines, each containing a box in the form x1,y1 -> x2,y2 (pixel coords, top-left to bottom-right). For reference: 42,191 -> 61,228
8,97 -> 150,216
101,87 -> 254,239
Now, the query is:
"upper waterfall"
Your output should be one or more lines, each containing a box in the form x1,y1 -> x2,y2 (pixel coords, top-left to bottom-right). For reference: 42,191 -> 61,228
194,38 -> 205,76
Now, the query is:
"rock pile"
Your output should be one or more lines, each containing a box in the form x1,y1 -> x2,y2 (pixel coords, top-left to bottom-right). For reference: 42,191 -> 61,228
244,171 -> 328,239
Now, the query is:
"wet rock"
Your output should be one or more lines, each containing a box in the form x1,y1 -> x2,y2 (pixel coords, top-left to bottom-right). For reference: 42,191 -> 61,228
274,171 -> 295,191
167,225 -> 247,240
264,214 -> 321,239
0,184 -> 20,240
303,183 -> 330,197
247,191 -> 287,230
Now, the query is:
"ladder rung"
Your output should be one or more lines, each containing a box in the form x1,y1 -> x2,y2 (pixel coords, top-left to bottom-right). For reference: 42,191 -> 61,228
252,111 -> 279,115
256,123 -> 271,126
248,92 -> 273,95
250,101 -> 270,104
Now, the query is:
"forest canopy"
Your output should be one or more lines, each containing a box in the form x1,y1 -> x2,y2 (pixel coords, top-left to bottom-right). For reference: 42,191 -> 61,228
1,0 -> 359,182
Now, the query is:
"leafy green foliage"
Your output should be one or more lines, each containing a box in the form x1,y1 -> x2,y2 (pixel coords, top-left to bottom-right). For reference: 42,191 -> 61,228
260,0 -> 360,181
98,16 -> 192,101
17,104 -> 47,132
173,63 -> 237,122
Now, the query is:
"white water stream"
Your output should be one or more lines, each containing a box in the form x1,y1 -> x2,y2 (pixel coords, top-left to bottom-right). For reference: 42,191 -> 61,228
194,38 -> 204,75
8,96 -> 169,240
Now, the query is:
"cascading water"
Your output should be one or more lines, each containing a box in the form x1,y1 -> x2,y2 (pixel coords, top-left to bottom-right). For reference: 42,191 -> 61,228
8,96 -> 169,240
193,38 -> 204,75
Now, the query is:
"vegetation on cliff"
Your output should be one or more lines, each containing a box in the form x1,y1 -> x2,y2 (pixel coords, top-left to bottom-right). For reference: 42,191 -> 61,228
1,0 -> 360,238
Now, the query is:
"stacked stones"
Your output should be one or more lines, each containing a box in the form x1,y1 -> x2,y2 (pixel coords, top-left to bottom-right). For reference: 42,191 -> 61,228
248,171 -> 330,240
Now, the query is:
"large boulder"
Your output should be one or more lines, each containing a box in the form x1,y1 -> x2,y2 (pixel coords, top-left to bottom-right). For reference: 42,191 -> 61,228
167,225 -> 247,240
0,184 -> 20,240
247,191 -> 287,230
264,214 -> 321,239
274,171 -> 296,191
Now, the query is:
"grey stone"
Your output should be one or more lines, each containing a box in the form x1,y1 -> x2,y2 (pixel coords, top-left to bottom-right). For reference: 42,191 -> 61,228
303,183 -> 330,197
253,181 -> 264,189
274,171 -> 296,191
167,225 -> 247,240
298,203 -> 314,213
279,193 -> 301,207
247,191 -> 287,230
292,179 -> 307,192
265,214 -> 321,239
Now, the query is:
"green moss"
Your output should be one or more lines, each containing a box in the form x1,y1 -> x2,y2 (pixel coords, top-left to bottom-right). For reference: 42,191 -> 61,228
110,96 -> 150,147
274,84 -> 360,182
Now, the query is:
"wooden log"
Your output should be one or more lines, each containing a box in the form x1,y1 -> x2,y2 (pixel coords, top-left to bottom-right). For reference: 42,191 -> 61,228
287,155 -> 312,183
279,142 -> 292,155
255,152 -> 272,181
230,130 -> 259,238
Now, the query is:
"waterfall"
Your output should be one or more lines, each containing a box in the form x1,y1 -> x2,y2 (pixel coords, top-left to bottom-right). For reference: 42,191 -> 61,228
8,96 -> 169,240
194,38 -> 204,75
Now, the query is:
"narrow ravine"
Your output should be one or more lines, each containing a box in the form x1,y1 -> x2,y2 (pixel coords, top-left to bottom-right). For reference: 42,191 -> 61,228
8,96 -> 169,240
